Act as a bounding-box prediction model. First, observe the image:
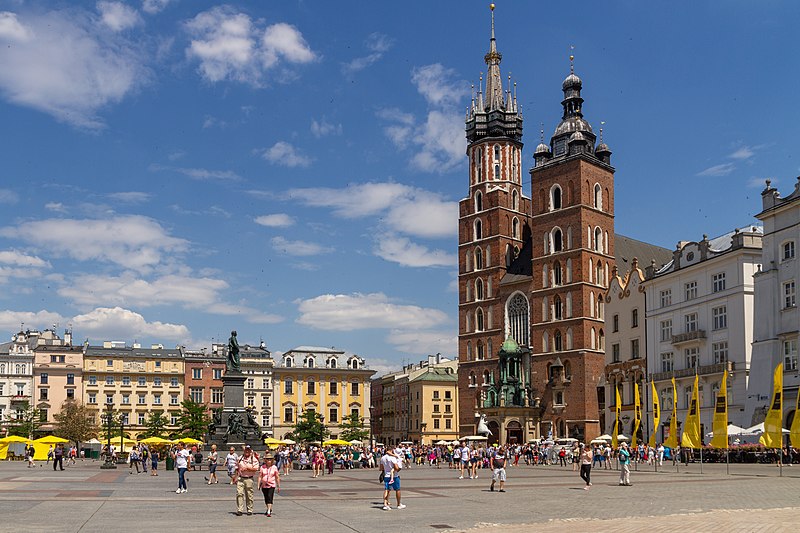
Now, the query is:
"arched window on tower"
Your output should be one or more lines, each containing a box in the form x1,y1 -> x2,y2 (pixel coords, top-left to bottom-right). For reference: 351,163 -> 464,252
475,219 -> 483,240
494,144 -> 501,162
604,231 -> 609,254
542,264 -> 549,288
487,277 -> 492,299
566,259 -> 573,283
566,226 -> 572,249
543,233 -> 550,255
553,228 -> 563,252
566,328 -> 573,350
512,189 -> 519,211
554,330 -> 563,351
589,258 -> 594,283
512,217 -> 520,239
506,292 -> 529,346
469,371 -> 476,386
477,341 -> 485,360
505,244 -> 513,267
476,308 -> 484,331
494,163 -> 500,180
466,251 -> 472,272
475,247 -> 483,270
590,328 -> 597,350
598,329 -> 605,351
566,293 -> 572,318
476,148 -> 483,181
553,261 -> 562,286
554,295 -> 563,320
467,342 -> 472,361
594,227 -> 602,252
550,184 -> 562,211
485,245 -> 491,267
590,292 -> 595,318
542,332 -> 549,353
475,278 -> 484,300
594,183 -> 603,210
542,296 -> 549,321
596,261 -> 603,286
475,191 -> 483,212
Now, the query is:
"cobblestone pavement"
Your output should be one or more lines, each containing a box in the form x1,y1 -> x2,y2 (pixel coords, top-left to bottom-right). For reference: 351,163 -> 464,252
1,459 -> 799,532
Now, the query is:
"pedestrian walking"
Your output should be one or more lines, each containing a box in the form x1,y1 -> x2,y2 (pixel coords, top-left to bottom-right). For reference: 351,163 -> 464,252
257,452 -> 280,517
205,444 -> 219,484
53,444 -> 64,471
618,442 -> 632,486
380,448 -> 405,510
235,445 -> 260,516
150,449 -> 159,476
489,448 -> 506,492
225,446 -> 238,484
172,442 -> 192,493
47,445 -> 53,465
579,444 -> 593,490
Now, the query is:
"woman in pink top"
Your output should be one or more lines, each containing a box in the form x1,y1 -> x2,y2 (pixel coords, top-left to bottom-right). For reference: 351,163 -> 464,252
257,452 -> 281,517
312,448 -> 325,478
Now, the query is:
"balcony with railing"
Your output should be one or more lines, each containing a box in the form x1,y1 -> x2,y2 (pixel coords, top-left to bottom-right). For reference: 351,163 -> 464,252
671,330 -> 706,345
650,361 -> 734,382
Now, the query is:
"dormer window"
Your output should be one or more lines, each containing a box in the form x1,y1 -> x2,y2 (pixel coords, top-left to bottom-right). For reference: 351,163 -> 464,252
305,357 -> 315,368
328,358 -> 337,369
284,356 -> 293,368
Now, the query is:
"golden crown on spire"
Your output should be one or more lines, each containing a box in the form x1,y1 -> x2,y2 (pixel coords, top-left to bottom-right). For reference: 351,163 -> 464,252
490,3 -> 495,10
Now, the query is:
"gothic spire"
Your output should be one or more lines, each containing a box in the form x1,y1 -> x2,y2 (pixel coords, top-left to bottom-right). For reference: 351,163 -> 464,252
484,4 -> 504,111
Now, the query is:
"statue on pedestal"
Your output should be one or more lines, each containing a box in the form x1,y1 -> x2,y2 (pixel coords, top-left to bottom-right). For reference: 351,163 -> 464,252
224,410 -> 244,442
226,330 -> 241,372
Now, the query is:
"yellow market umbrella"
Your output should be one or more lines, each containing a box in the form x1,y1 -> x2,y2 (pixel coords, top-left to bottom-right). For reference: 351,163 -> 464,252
34,436 -> 69,444
323,439 -> 351,446
176,437 -> 203,445
0,435 -> 31,444
139,437 -> 171,445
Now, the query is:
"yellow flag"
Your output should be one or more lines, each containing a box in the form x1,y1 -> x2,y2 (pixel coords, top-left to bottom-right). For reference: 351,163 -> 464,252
710,371 -> 728,448
681,374 -> 702,449
633,382 -> 642,447
664,377 -> 678,449
791,384 -> 800,448
762,363 -> 783,448
612,385 -> 621,448
649,381 -> 660,447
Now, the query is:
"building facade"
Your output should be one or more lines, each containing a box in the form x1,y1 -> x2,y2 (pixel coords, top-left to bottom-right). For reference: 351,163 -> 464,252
272,346 -> 374,441
32,329 -> 82,433
83,342 -> 185,437
239,342 -> 274,435
645,228 -> 762,441
745,179 -> 800,429
183,347 -> 225,410
0,330 -> 35,434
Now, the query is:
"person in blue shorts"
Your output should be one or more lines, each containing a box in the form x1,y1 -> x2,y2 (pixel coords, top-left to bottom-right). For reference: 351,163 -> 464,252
380,449 -> 405,511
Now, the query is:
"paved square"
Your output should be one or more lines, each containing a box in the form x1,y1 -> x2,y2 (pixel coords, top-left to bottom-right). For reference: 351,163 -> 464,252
1,460 -> 799,532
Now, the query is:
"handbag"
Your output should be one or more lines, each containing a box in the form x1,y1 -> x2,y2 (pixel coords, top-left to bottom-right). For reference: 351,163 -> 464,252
379,471 -> 385,483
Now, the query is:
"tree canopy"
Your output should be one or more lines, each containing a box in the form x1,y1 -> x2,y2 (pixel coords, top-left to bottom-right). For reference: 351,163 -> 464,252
338,412 -> 369,442
176,398 -> 210,439
53,401 -> 97,446
287,410 -> 329,443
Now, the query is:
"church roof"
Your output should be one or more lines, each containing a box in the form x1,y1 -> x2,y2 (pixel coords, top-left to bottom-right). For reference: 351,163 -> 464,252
614,234 -> 672,273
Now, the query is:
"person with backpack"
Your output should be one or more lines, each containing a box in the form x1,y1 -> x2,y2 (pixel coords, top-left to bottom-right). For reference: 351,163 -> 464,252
489,448 -> 506,492
618,442 -> 632,486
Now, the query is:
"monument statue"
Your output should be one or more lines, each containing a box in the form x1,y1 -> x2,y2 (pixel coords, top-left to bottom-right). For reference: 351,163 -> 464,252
477,413 -> 493,436
226,330 -> 241,372
224,410 -> 244,442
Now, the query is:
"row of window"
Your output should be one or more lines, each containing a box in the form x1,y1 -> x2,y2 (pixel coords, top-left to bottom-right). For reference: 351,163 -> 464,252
473,216 -> 522,242
189,387 -> 225,404
87,391 -> 182,406
538,182 -> 607,214
0,364 -> 29,375
190,368 -> 224,380
245,378 -> 272,389
281,356 -> 361,369
611,339 -> 641,363
38,373 -> 76,385
611,309 -> 639,332
473,188 -> 521,213
38,388 -> 76,401
658,342 -> 730,372
282,405 -> 361,424
471,144 -> 521,185
85,375 -> 180,387
659,273 -> 730,308
0,384 -> 26,396
283,379 -> 361,396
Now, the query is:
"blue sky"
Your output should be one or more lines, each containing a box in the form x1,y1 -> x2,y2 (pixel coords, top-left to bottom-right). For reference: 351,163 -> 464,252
0,1 -> 797,373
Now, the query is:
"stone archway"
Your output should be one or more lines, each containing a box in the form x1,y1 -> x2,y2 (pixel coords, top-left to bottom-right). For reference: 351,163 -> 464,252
506,420 -> 523,444
488,421 -> 501,445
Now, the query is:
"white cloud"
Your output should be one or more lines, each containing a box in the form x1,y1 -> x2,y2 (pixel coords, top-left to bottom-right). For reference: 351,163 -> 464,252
0,189 -> 19,204
386,329 -> 456,356
271,236 -> 331,257
0,250 -> 50,268
97,1 -> 142,32
0,12 -> 31,41
72,306 -> 190,342
185,7 -> 315,86
296,293 -> 448,331
108,191 -> 151,203
0,215 -> 188,272
342,32 -> 393,74
254,214 -> 295,228
202,115 -> 227,129
150,163 -> 241,181
286,182 -> 456,238
260,141 -> 311,168
141,0 -> 172,15
44,202 -> 68,213
0,9 -> 148,129
378,64 -> 467,173
310,118 -> 342,138
0,309 -> 65,332
697,163 -> 736,177
730,146 -> 755,160
374,236 -> 456,268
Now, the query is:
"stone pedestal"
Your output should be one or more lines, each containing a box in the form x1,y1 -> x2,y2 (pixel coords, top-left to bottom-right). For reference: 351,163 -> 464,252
206,371 -> 264,450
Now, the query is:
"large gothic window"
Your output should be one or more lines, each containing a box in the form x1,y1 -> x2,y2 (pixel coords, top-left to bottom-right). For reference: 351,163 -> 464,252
594,227 -> 602,252
554,330 -> 563,351
512,189 -> 519,211
476,308 -> 484,331
475,278 -> 484,300
475,219 -> 483,240
475,247 -> 483,269
475,191 -> 483,212
512,218 -> 520,239
550,185 -> 562,211
594,183 -> 603,210
554,295 -> 563,320
552,228 -> 563,252
553,261 -> 562,285
506,293 -> 530,346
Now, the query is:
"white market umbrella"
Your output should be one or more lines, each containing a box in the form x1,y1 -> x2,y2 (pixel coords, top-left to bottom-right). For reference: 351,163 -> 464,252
616,434 -> 630,442
590,439 -> 608,445
745,422 -> 789,435
435,440 -> 449,445
705,423 -> 753,438
349,439 -> 363,445
460,435 -> 489,441
597,434 -> 613,441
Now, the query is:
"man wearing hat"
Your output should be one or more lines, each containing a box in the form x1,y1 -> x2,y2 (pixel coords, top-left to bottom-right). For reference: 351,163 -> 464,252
618,442 -> 632,486
257,451 -> 280,517
236,445 -> 260,515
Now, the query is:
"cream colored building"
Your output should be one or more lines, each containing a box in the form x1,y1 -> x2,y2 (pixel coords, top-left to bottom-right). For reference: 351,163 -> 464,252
408,362 -> 459,444
83,342 -> 185,437
272,346 -> 375,440
32,329 -> 82,433
0,330 -> 35,432
238,342 -> 274,436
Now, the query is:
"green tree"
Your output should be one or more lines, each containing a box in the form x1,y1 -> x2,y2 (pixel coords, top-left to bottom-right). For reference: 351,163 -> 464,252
177,398 -> 210,439
7,402 -> 42,438
141,411 -> 169,438
53,401 -> 97,446
99,409 -> 119,441
338,412 -> 369,442
287,410 -> 329,443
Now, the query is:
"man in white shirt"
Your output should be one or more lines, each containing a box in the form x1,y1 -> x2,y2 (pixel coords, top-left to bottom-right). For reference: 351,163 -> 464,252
380,449 -> 405,510
172,442 -> 192,493
459,444 -> 470,479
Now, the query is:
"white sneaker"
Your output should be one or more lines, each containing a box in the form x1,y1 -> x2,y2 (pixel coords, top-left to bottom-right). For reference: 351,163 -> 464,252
181,488 -> 187,493
382,505 -> 391,510
397,504 -> 406,510
175,489 -> 181,494
458,476 -> 463,479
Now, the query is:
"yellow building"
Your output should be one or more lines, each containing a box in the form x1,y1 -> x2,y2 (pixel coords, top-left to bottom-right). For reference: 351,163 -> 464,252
83,342 -> 185,438
408,365 -> 460,444
272,346 -> 375,440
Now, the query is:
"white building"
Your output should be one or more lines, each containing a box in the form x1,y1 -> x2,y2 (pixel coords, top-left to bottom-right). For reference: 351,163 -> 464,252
644,227 -> 762,442
237,342 -> 274,436
745,179 -> 800,428
0,330 -> 36,432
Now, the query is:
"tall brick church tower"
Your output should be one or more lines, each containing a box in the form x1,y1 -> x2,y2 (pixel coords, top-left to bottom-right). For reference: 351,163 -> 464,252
457,5 -> 533,440
527,57 -> 615,442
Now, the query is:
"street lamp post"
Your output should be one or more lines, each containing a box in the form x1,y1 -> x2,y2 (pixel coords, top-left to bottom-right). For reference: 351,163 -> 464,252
101,403 -> 117,469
